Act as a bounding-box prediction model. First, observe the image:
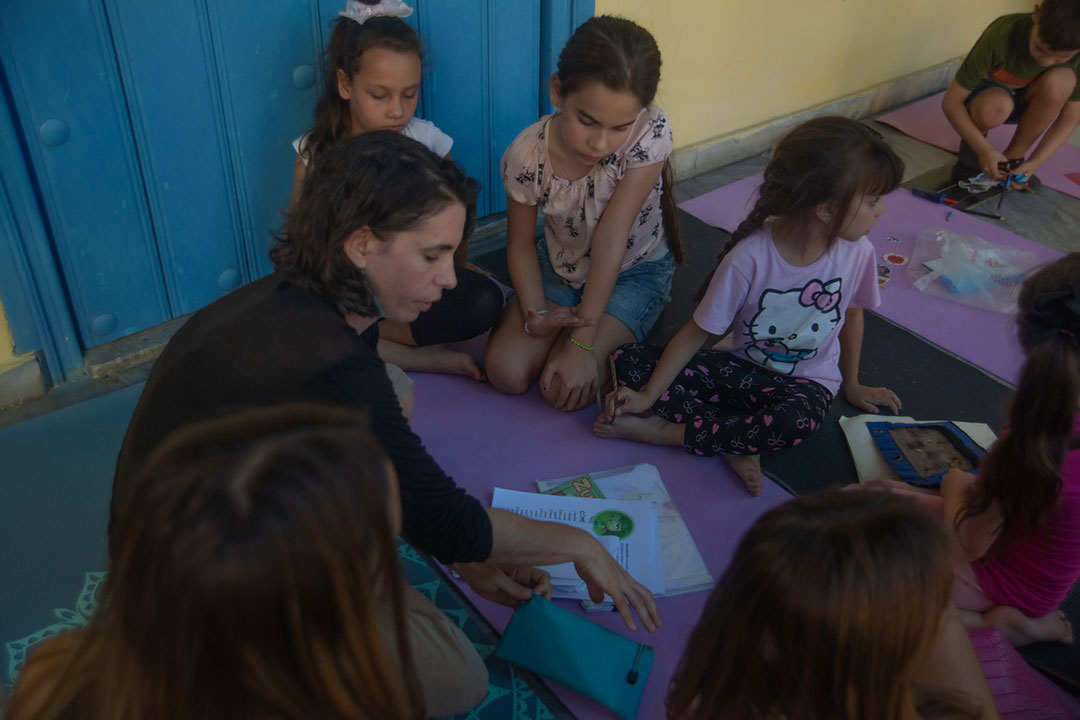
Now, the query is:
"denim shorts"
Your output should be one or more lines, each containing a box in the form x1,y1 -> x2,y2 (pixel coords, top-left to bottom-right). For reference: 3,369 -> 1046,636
965,79 -> 1027,124
537,240 -> 675,342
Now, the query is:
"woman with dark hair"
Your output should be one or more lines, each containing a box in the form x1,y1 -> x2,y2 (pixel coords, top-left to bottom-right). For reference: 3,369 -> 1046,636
110,132 -> 659,714
11,404 -> 429,720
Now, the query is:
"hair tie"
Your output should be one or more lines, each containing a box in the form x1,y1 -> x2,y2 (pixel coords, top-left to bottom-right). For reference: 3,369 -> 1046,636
339,0 -> 413,25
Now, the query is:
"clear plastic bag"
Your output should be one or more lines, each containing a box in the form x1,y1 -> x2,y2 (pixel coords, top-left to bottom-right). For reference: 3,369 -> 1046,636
907,228 -> 1038,314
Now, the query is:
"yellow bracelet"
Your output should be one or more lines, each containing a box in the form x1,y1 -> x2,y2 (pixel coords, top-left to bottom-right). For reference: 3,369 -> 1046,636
567,336 -> 594,352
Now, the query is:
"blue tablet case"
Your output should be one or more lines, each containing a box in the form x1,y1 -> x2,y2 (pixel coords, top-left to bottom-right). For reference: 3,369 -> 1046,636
867,420 -> 986,488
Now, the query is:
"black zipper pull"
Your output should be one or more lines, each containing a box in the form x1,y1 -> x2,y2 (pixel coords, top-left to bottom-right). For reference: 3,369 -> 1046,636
626,643 -> 647,684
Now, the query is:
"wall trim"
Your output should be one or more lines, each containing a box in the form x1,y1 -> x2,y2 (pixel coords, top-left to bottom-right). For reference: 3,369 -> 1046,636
670,58 -> 962,181
0,353 -> 45,409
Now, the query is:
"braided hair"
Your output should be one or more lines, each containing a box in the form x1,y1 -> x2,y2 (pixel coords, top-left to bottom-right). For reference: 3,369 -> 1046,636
720,117 -> 904,265
960,253 -> 1080,539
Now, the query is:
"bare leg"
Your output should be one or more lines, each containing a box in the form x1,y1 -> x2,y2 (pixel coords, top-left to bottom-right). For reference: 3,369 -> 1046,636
912,605 -> 1000,720
967,87 -> 1015,133
1004,66 -> 1076,159
377,339 -> 484,381
484,300 -> 560,395
723,453 -> 763,496
981,605 -> 1074,646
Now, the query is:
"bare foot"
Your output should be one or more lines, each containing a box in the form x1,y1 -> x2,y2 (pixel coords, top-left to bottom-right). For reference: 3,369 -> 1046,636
419,345 -> 486,381
593,413 -> 684,447
985,605 -> 1074,646
723,453 -> 763,496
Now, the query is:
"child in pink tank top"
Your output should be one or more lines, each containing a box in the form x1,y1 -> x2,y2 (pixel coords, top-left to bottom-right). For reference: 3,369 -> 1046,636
947,253 -> 1080,646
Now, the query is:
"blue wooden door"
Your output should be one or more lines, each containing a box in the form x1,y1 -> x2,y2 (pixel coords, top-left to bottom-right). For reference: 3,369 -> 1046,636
0,0 -> 590,373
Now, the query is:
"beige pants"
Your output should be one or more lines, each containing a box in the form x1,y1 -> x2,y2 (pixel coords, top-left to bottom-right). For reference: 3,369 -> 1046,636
402,584 -> 489,716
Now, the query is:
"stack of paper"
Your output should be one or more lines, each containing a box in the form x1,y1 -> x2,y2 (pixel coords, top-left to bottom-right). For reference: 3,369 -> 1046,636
537,464 -> 714,608
491,487 -> 665,600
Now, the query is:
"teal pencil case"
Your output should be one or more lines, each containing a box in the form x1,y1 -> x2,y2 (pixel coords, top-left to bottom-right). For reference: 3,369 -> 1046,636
494,595 -> 653,720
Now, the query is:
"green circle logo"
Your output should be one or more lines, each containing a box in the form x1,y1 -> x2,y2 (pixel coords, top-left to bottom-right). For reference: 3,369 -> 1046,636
592,510 -> 634,539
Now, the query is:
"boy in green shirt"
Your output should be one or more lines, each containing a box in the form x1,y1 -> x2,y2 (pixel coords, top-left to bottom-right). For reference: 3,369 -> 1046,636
942,0 -> 1080,182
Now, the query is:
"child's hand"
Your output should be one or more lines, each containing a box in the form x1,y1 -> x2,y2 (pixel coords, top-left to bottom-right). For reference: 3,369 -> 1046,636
601,386 -> 653,421
843,382 -> 901,414
978,148 -> 1010,181
1011,159 -> 1039,185
540,340 -> 599,411
524,305 -> 591,338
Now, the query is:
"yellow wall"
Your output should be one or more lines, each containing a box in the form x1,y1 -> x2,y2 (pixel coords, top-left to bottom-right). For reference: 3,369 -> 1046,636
595,0 -> 1034,149
0,300 -> 21,373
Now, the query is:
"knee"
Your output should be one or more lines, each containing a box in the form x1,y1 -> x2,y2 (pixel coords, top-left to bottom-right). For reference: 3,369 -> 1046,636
1032,66 -> 1076,103
484,356 -> 534,395
968,93 -> 1013,130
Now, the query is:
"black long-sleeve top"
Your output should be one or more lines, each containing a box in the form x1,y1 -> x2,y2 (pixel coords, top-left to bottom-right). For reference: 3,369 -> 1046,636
111,274 -> 493,564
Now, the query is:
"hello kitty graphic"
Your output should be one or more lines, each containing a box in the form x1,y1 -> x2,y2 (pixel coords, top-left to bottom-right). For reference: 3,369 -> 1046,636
743,278 -> 842,375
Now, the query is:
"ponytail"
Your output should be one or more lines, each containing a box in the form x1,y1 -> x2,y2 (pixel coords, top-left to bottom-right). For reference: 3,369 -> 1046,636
660,160 -> 683,264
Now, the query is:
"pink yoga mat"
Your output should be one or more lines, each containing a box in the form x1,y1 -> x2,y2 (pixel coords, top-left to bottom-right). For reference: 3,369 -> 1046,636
409,372 -> 1080,717
970,626 -> 1080,717
678,174 -> 1062,384
876,91 -> 1080,199
410,372 -> 791,720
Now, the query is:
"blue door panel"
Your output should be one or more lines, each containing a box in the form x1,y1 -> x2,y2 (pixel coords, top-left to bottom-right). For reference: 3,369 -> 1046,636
1,0 -> 592,378
490,0 -> 541,214
416,1 -> 540,217
102,0 -> 246,314
0,1 -> 170,347
205,0 -> 325,279
540,0 -> 594,116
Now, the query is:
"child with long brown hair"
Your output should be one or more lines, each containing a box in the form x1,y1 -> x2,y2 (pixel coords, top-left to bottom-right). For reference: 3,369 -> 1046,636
292,0 -> 502,380
945,252 -> 1080,646
485,15 -> 684,411
666,491 -> 996,720
596,117 -> 902,495
9,404 -> 439,720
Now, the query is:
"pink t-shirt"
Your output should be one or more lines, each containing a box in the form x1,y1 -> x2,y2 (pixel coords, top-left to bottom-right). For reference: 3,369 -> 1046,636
974,419 -> 1080,617
500,105 -> 673,288
693,226 -> 880,394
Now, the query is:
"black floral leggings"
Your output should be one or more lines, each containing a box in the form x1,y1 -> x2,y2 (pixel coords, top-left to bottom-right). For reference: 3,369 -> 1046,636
613,343 -> 833,457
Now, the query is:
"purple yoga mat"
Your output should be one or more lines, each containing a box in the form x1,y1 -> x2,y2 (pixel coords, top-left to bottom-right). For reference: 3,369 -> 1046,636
409,372 -> 791,720
876,91 -> 1080,199
678,174 -> 1062,384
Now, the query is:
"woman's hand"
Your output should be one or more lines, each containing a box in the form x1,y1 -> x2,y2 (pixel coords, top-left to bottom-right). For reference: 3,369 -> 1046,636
574,542 -> 660,633
540,340 -> 599,411
453,562 -> 552,609
523,305 -> 591,338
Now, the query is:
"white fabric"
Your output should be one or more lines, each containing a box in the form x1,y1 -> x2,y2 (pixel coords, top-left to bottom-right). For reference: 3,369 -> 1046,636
292,116 -> 453,166
838,414 -> 997,483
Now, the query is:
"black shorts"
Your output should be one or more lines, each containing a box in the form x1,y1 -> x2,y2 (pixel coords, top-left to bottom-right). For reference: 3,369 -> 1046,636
964,78 -> 1028,124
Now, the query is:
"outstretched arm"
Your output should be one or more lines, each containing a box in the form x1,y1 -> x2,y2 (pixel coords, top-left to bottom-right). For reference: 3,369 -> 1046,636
540,163 -> 666,411
942,80 -> 1009,180
839,307 -> 901,413
479,507 -> 660,633
1013,100 -> 1080,178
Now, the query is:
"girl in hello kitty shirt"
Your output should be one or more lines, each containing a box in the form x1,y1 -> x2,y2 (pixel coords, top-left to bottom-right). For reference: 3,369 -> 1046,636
597,117 -> 903,495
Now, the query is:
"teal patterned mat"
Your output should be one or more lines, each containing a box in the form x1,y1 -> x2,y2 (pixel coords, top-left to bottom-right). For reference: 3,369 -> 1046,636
5,544 -> 571,719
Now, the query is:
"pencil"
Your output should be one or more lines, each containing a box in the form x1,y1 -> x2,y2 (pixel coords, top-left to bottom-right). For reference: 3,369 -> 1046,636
960,208 -> 1005,221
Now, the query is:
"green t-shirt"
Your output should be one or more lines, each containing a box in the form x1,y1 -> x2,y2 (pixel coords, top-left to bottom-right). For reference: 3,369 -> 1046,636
955,13 -> 1080,102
